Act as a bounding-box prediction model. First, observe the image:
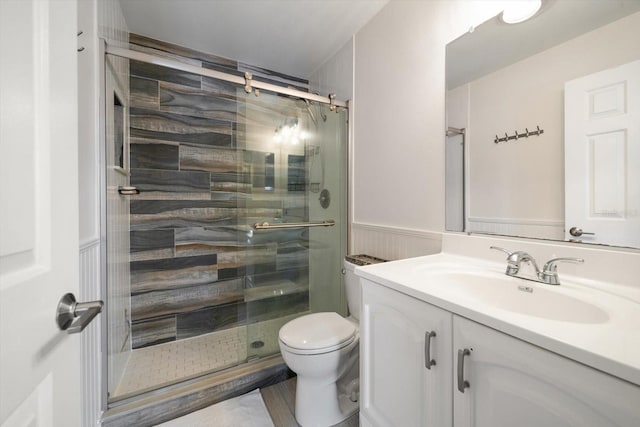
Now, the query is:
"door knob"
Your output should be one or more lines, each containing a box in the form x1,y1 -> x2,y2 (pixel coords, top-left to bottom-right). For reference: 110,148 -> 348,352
56,293 -> 103,334
569,227 -> 595,237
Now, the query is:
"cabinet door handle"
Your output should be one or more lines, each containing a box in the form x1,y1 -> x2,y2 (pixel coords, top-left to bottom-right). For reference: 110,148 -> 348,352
457,348 -> 471,393
425,331 -> 436,370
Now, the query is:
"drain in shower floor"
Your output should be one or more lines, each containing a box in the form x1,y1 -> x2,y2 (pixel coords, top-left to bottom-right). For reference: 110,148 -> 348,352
250,340 -> 265,349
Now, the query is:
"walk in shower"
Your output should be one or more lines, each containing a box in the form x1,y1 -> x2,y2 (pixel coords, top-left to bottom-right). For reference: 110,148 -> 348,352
103,35 -> 348,405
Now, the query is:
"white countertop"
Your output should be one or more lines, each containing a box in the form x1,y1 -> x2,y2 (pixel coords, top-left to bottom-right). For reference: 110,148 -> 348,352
355,252 -> 640,387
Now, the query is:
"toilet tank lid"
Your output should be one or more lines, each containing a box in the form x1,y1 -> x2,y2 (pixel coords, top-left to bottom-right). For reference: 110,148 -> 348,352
279,312 -> 356,351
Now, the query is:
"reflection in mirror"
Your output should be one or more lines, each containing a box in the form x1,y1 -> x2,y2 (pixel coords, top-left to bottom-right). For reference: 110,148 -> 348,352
445,0 -> 640,249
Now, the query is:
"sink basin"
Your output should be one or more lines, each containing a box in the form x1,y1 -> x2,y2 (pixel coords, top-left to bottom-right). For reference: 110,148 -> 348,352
432,271 -> 610,324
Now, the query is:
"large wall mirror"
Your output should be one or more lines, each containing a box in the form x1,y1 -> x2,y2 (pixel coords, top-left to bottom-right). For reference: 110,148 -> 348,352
446,0 -> 640,249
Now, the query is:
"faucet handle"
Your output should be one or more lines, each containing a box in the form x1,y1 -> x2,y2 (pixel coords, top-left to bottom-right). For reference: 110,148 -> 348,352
489,246 -> 513,257
490,246 -> 520,276
542,257 -> 584,272
541,257 -> 584,285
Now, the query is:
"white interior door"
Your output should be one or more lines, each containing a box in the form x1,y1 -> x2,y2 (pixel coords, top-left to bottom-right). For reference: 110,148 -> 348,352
0,1 -> 81,426
564,60 -> 640,247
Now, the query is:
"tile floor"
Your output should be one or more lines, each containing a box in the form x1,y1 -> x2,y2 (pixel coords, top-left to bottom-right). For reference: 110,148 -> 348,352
157,389 -> 275,427
157,378 -> 359,427
261,378 -> 359,427
113,314 -> 302,398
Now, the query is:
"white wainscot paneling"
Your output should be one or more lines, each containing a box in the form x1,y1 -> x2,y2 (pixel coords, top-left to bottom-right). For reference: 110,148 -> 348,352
80,240 -> 102,426
351,223 -> 442,260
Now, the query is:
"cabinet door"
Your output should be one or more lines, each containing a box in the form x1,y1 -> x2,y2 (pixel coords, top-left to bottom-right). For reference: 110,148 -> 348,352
453,316 -> 640,427
361,279 -> 452,427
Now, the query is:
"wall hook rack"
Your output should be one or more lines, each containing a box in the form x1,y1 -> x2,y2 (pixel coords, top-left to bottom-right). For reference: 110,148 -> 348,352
494,125 -> 543,144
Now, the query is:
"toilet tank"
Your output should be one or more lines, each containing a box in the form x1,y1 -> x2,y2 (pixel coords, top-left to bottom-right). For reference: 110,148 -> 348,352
344,255 -> 387,320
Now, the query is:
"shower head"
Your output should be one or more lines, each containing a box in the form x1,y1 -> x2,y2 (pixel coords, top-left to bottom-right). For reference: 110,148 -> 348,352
310,92 -> 328,123
301,99 -> 318,128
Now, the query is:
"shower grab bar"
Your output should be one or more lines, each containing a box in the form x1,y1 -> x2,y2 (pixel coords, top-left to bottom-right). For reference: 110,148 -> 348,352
253,220 -> 335,230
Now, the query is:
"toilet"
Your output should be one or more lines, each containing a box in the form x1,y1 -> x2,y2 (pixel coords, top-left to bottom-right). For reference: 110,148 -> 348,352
278,255 -> 385,427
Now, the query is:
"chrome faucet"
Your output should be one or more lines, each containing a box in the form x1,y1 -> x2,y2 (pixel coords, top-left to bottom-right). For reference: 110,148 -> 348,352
490,246 -> 584,285
490,246 -> 541,277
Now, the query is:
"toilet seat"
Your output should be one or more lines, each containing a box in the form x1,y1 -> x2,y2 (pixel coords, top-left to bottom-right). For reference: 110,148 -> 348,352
279,312 -> 357,355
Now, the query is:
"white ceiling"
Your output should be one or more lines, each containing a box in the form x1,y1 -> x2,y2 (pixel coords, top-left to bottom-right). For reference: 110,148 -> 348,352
119,0 -> 389,78
446,0 -> 640,88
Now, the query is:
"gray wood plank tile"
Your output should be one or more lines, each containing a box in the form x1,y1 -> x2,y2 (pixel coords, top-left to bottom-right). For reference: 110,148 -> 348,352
130,168 -> 211,192
174,226 -> 247,251
130,76 -> 159,109
180,144 -> 241,173
130,59 -> 201,89
130,229 -> 174,252
202,75 -> 239,96
245,293 -> 309,324
160,81 -> 238,122
261,381 -> 300,427
176,302 -> 246,340
130,107 -> 233,147
130,206 -> 238,231
130,142 -> 179,170
132,127 -> 232,147
130,248 -> 175,262
130,199 -> 235,214
130,254 -> 218,293
131,278 -> 244,322
130,33 -> 237,70
132,316 -> 176,349
129,42 -> 203,67
261,378 -> 360,427
130,229 -> 175,260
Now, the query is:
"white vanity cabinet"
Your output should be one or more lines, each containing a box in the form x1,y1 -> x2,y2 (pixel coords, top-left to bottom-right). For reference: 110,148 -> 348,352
453,316 -> 640,427
361,278 -> 640,427
360,279 -> 453,427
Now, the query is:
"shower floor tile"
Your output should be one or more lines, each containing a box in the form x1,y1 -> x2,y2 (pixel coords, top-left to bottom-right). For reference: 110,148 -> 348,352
112,314 -> 301,399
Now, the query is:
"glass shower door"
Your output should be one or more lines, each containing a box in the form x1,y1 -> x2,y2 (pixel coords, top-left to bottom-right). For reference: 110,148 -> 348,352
104,46 -> 348,401
237,91 -> 349,360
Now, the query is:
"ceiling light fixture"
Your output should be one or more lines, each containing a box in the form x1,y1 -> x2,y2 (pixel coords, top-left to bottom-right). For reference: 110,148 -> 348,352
501,0 -> 542,24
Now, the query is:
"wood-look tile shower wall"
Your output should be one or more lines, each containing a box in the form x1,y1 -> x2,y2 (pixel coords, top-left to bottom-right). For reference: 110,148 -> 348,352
127,34 -> 310,348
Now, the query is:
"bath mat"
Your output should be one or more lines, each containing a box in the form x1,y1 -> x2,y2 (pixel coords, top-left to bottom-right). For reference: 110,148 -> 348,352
156,389 -> 275,427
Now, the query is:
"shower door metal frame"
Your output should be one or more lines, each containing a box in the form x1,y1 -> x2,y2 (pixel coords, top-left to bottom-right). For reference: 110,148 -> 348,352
98,38 -> 109,413
105,44 -> 348,109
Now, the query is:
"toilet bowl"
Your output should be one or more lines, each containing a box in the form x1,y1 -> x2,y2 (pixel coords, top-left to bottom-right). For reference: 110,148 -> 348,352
279,312 -> 359,426
278,255 -> 385,427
